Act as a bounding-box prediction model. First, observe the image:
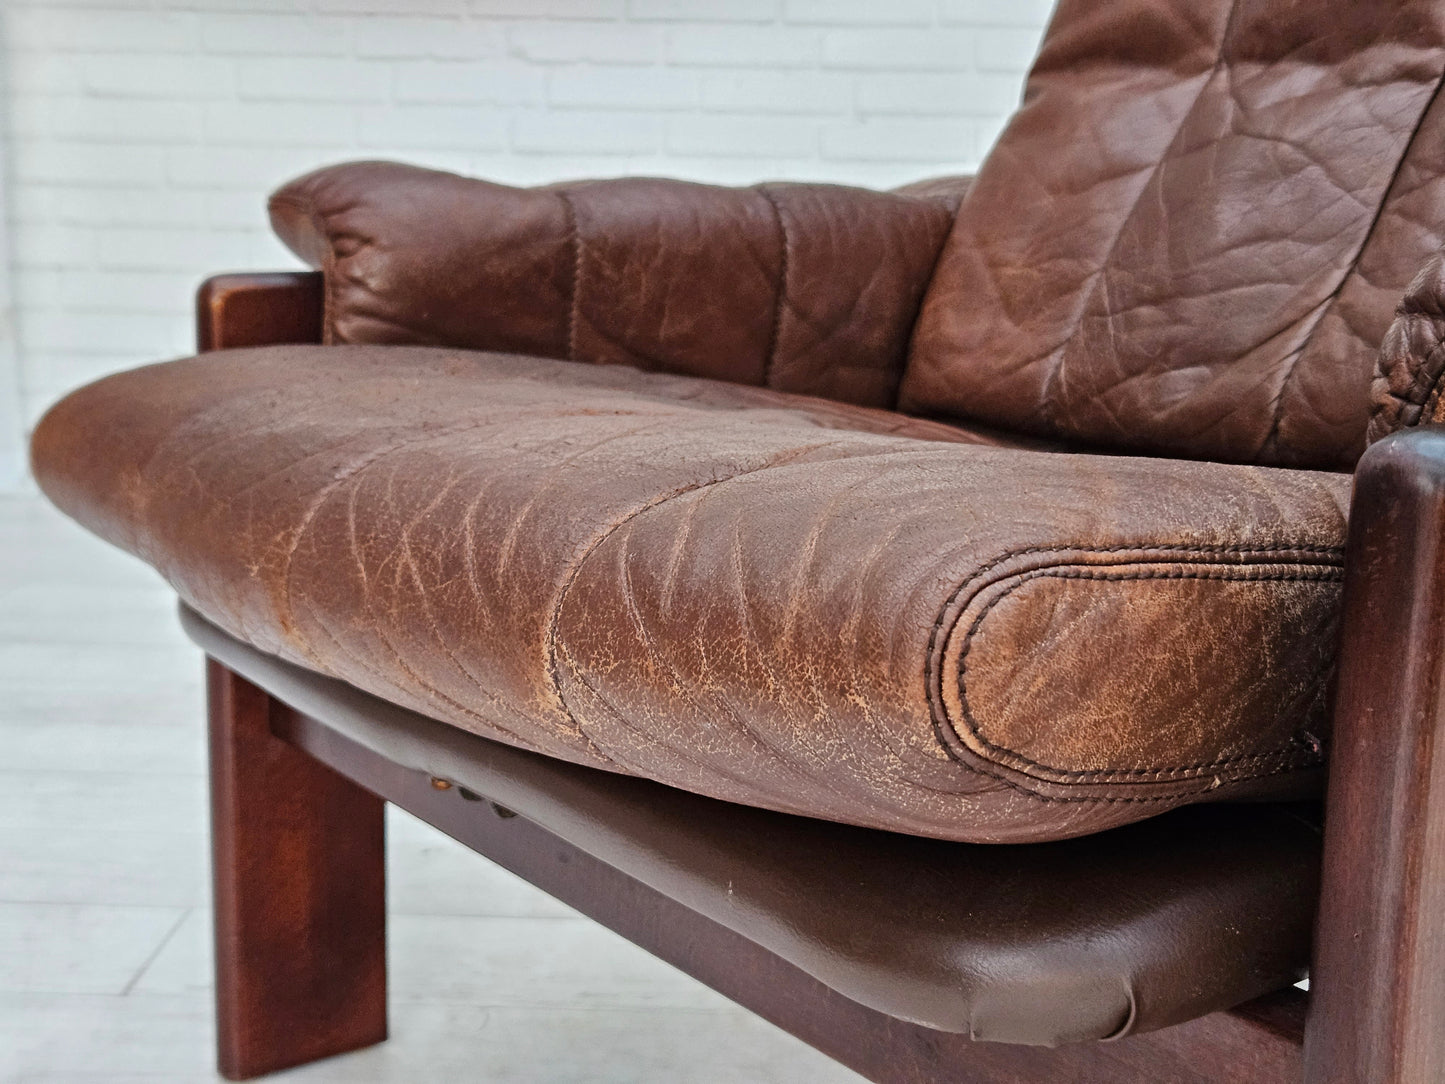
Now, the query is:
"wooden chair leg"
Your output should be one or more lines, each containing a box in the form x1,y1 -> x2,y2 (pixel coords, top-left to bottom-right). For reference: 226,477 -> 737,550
207,657 -> 388,1080
1304,427 -> 1445,1083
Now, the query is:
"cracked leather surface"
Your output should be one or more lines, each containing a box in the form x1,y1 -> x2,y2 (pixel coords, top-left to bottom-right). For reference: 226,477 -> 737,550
268,160 -> 960,410
903,0 -> 1445,470
32,344 -> 1351,842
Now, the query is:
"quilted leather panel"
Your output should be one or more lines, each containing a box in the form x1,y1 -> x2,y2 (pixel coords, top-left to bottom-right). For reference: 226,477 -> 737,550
33,345 -> 1350,842
902,0 -> 1445,470
269,161 -> 956,410
1371,251 -> 1445,439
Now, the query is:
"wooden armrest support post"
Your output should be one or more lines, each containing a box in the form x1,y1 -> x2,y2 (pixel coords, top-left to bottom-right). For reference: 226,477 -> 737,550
198,272 -> 387,1081
1306,426 -> 1445,1083
197,272 -> 323,353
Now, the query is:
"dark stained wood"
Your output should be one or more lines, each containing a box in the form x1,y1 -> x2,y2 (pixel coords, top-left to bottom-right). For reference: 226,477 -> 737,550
201,271 -> 386,1079
272,704 -> 1305,1084
196,271 -> 324,353
207,660 -> 387,1080
1304,426 -> 1445,1084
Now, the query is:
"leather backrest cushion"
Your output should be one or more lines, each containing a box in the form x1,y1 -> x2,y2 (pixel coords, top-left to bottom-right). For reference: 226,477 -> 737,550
270,161 -> 955,409
901,0 -> 1445,469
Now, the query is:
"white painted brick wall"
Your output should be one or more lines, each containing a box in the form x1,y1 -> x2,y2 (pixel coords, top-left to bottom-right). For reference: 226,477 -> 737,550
0,147 -> 19,490
0,0 -> 1052,476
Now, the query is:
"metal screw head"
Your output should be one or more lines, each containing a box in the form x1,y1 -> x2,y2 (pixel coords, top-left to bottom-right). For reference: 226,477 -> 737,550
429,777 -> 453,791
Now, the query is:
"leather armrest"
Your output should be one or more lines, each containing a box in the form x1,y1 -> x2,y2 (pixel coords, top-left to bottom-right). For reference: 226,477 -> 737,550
269,160 -> 961,407
1370,252 -> 1445,443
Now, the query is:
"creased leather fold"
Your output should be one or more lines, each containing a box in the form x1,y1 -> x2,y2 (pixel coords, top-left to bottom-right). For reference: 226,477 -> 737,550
1369,251 -> 1445,443
902,0 -> 1445,470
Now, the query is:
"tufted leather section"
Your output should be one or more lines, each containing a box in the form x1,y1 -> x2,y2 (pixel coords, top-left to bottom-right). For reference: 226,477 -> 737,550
902,0 -> 1445,470
269,160 -> 957,409
32,344 -> 1351,843
1370,251 -> 1445,441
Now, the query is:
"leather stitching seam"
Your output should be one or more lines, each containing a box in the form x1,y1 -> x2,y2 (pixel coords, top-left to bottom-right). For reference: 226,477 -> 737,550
541,494 -> 711,769
557,189 -> 582,363
756,185 -> 788,388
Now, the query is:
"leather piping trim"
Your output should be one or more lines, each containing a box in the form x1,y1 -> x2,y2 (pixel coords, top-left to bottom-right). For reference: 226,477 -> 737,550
955,564 -> 1342,781
925,543 -> 1344,804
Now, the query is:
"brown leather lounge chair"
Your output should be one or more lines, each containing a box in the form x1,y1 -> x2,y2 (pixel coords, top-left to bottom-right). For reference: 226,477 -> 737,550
28,1 -> 1445,1080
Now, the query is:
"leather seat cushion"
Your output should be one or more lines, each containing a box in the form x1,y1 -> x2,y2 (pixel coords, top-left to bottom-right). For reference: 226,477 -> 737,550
31,345 -> 1352,843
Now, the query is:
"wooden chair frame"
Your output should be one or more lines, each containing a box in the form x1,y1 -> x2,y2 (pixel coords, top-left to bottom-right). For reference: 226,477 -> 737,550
193,271 -> 1442,1083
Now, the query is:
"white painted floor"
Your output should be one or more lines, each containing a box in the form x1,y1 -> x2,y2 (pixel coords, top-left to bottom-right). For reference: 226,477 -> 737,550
0,495 -> 863,1084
